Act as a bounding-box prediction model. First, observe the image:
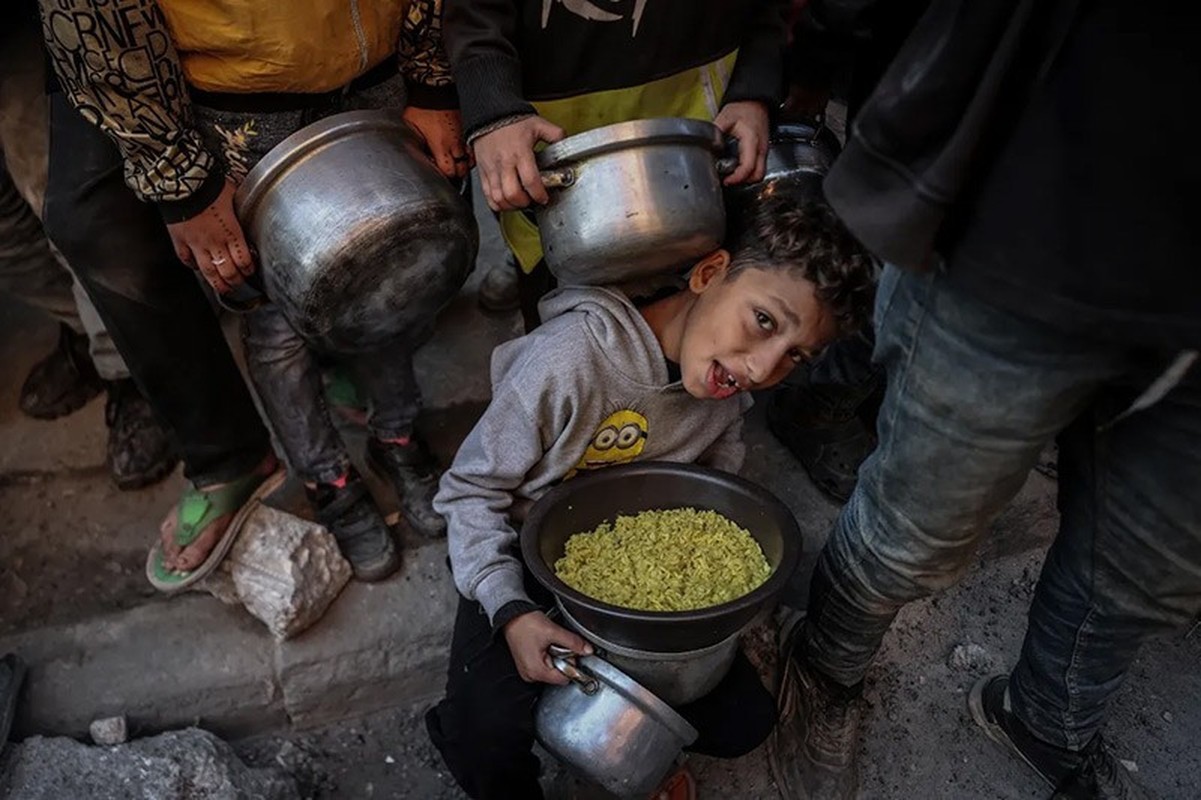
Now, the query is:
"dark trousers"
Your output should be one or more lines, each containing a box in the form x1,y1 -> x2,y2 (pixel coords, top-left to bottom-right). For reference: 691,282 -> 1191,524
43,93 -> 270,486
426,585 -> 777,800
517,260 -> 557,334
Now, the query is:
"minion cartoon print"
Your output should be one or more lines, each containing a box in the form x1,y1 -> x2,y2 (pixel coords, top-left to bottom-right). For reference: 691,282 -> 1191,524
569,408 -> 648,478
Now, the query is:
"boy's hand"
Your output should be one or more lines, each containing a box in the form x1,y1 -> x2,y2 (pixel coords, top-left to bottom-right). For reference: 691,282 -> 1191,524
714,100 -> 770,186
471,115 -> 566,212
503,610 -> 593,685
167,179 -> 255,294
403,106 -> 471,180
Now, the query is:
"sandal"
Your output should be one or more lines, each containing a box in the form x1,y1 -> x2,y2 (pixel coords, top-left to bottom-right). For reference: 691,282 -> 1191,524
145,467 -> 286,593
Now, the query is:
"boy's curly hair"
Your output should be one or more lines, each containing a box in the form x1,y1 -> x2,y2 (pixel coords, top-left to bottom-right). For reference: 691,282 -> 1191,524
725,195 -> 877,336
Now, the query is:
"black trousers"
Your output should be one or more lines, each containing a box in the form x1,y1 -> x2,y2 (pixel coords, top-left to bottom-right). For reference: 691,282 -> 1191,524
43,93 -> 270,485
426,581 -> 777,800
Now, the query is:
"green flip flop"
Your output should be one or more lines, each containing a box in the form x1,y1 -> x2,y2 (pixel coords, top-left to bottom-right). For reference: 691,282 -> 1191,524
146,467 -> 285,593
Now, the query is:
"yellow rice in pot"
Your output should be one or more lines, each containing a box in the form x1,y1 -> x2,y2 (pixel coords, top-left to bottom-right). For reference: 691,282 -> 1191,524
553,508 -> 771,611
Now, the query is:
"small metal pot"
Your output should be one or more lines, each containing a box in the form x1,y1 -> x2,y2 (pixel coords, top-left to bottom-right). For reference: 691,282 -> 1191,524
536,646 -> 698,798
534,118 -> 733,286
521,462 -> 803,653
234,110 -> 478,353
725,119 -> 841,210
560,604 -> 740,706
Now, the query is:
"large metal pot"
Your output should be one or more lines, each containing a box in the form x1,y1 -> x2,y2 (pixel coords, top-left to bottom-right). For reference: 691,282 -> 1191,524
560,604 -> 740,706
536,646 -> 697,798
234,110 -> 477,353
534,118 -> 731,286
521,462 -> 803,653
725,119 -> 841,210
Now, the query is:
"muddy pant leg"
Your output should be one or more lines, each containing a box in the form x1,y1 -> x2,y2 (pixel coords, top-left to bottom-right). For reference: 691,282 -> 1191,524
802,266 -> 1119,687
352,327 -> 430,442
44,93 -> 270,485
241,304 -> 349,484
1009,364 -> 1201,750
425,595 -> 544,800
66,269 -> 128,381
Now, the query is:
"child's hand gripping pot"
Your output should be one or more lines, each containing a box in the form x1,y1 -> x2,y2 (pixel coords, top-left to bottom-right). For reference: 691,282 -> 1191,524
503,611 -> 594,685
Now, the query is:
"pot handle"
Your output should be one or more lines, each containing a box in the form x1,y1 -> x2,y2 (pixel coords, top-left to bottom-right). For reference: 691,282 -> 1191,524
539,168 -> 576,190
715,134 -> 742,177
548,645 -> 600,695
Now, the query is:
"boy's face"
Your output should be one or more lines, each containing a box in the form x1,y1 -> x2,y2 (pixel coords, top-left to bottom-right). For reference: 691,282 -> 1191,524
677,253 -> 837,400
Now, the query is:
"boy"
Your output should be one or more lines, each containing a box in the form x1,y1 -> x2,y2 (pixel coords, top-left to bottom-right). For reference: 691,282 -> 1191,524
426,197 -> 876,799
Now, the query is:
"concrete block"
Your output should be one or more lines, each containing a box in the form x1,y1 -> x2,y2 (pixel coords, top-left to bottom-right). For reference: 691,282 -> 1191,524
0,595 -> 285,739
276,540 -> 458,728
203,505 -> 352,641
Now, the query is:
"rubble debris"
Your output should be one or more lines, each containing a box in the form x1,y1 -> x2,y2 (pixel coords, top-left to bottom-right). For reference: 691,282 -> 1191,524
88,715 -> 127,746
202,504 -> 352,640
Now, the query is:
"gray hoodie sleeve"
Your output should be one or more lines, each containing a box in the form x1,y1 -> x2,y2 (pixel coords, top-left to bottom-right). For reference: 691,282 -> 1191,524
434,382 -> 546,623
434,324 -> 588,625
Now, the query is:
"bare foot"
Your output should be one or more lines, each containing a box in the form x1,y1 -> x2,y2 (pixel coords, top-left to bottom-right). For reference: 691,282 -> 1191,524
159,454 -> 279,573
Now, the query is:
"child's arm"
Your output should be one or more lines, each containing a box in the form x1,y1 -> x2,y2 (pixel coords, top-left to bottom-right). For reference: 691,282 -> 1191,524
441,0 -> 564,211
725,0 -> 792,110
436,382 -> 546,625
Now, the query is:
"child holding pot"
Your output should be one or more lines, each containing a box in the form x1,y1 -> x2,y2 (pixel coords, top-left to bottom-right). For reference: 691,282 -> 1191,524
427,195 -> 877,799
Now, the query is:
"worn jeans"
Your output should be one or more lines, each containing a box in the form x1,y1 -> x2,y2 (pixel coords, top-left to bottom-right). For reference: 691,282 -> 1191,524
190,78 -> 429,484
801,265 -> 1201,750
44,93 -> 271,485
0,22 -> 126,381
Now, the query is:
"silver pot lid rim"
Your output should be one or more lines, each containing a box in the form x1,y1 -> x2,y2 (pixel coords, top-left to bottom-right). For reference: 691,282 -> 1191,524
536,117 -> 723,168
234,110 -> 422,219
573,653 -> 700,744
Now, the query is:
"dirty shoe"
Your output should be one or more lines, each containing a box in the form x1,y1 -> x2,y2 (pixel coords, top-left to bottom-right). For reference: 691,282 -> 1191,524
19,323 -> 103,420
368,436 -> 446,539
105,379 -> 178,490
767,625 -> 861,800
968,675 -> 1150,799
307,470 -> 400,582
477,257 -> 521,313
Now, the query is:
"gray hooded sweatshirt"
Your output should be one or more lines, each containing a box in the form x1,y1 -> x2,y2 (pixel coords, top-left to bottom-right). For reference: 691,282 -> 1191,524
435,286 -> 751,625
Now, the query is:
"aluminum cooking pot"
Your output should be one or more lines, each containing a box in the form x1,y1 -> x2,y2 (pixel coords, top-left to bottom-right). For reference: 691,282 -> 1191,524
725,119 -> 841,211
536,646 -> 697,798
521,462 -> 803,653
233,110 -> 478,353
560,604 -> 739,706
533,118 -> 735,287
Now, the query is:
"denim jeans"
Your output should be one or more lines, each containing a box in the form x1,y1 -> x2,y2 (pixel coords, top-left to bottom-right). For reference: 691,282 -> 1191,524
801,265 -> 1201,750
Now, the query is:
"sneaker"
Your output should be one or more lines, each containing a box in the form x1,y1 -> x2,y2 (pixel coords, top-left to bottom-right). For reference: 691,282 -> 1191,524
477,257 -> 521,313
766,381 -> 880,504
19,323 -> 103,420
104,379 -> 178,490
968,675 -> 1150,799
766,623 -> 862,800
306,470 -> 400,582
367,436 -> 446,539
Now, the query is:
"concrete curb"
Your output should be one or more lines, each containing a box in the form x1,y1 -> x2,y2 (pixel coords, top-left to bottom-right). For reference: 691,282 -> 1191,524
0,540 -> 458,740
